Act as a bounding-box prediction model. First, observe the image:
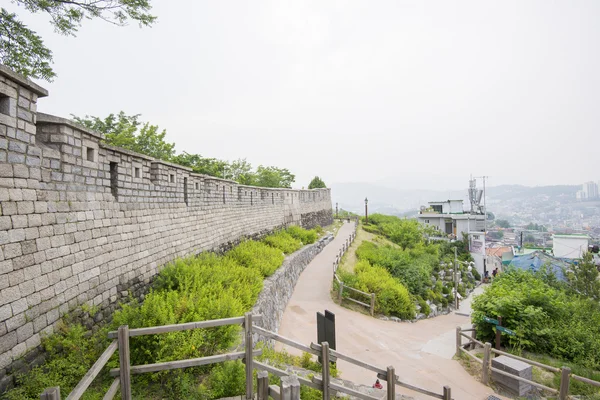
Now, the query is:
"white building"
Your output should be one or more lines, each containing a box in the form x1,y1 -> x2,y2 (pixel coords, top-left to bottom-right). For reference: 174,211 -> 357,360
578,181 -> 599,201
418,200 -> 485,238
553,234 -> 589,259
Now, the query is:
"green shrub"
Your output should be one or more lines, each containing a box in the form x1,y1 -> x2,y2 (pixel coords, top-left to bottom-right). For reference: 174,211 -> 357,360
201,361 -> 246,399
286,225 -> 318,244
228,240 -> 285,277
263,231 -> 302,254
4,323 -> 114,400
355,241 -> 435,297
472,269 -> 600,371
343,260 -> 415,319
417,297 -> 431,316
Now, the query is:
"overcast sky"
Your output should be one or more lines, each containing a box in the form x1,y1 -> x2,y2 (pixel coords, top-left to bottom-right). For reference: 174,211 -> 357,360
7,1 -> 600,190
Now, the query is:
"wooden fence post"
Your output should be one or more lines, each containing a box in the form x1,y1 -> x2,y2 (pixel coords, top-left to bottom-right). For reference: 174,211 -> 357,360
370,293 -> 376,317
245,313 -> 254,400
282,375 -> 300,400
455,326 -> 461,357
482,342 -> 491,385
257,370 -> 269,400
338,282 -> 344,303
386,366 -> 395,400
117,325 -> 132,400
559,366 -> 571,400
321,342 -> 330,400
470,324 -> 477,350
40,387 -> 61,400
443,386 -> 451,400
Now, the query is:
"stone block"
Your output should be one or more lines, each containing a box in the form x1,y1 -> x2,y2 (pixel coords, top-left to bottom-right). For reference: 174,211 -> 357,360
491,355 -> 533,396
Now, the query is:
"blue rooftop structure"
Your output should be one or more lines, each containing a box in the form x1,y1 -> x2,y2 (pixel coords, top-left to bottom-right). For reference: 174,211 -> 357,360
509,251 -> 569,281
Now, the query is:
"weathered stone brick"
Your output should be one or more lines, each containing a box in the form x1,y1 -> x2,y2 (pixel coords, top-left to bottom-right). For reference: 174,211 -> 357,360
10,298 -> 27,315
0,331 -> 17,353
16,201 -> 34,214
0,216 -> 12,231
0,305 -> 12,322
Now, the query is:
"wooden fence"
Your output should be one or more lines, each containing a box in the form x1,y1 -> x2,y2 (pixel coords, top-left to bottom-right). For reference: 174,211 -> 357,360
455,326 -> 600,400
332,220 -> 377,316
41,312 -> 453,400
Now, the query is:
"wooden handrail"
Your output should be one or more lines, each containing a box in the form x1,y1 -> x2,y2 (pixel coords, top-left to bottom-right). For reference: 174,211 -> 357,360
107,315 -> 263,339
66,340 -> 118,400
109,350 -> 262,377
376,372 -> 445,399
310,343 -> 386,375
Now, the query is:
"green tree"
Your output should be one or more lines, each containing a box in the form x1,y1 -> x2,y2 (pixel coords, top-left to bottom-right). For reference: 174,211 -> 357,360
566,252 -> 600,300
308,176 -> 326,189
171,153 -> 228,178
254,166 -> 295,188
1,1 -> 156,81
73,112 -> 174,161
228,158 -> 255,185
488,231 -> 504,240
496,219 -> 510,228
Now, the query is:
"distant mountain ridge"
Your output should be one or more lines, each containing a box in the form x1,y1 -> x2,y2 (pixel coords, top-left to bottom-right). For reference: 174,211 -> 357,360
331,182 -> 580,216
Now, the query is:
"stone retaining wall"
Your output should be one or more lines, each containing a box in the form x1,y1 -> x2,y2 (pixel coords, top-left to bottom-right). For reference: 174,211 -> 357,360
252,234 -> 333,339
0,65 -> 333,392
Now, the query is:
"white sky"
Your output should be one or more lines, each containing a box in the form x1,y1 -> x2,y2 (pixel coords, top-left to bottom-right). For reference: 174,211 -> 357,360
7,1 -> 600,190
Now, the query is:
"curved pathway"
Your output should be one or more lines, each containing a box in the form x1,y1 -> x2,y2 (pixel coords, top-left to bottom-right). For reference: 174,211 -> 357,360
278,222 -> 501,399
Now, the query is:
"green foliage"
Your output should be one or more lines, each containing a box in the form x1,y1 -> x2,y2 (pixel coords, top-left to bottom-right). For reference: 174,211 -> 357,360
0,9 -> 55,81
73,112 -> 175,161
355,241 -> 436,297
364,214 -> 424,250
566,252 -> 600,301
526,222 -> 547,232
339,260 -> 415,319
4,322 -> 113,400
263,231 -> 302,254
5,232 -> 294,399
286,225 -> 318,245
228,240 -> 285,277
200,361 -> 246,399
254,166 -> 295,188
472,269 -> 600,370
308,176 -> 327,189
171,152 -> 229,178
1,1 -> 155,80
488,231 -> 504,240
417,297 -> 431,316
496,219 -> 511,228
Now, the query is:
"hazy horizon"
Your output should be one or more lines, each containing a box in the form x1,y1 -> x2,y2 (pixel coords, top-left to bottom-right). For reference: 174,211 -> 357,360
5,1 -> 600,190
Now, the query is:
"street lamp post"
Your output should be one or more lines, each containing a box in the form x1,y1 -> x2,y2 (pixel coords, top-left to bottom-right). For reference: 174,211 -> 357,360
336,202 -> 338,219
365,197 -> 369,224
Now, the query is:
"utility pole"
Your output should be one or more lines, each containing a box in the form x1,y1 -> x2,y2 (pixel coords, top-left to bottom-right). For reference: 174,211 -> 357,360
335,203 -> 338,219
365,197 -> 369,224
454,247 -> 459,309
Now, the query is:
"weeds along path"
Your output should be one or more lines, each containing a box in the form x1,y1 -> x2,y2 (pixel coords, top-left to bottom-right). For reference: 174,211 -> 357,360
277,221 -> 501,400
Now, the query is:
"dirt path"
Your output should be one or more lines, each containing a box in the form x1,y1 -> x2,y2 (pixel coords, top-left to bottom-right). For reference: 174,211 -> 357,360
278,222 -> 500,400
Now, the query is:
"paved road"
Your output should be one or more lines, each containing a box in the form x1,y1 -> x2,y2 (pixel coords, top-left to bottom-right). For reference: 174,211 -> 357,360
278,222 -> 500,399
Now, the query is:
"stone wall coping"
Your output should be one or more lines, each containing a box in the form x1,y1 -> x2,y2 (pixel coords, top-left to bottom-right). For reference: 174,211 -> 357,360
37,112 -> 104,139
0,65 -> 49,97
36,113 -> 331,194
150,159 -> 193,171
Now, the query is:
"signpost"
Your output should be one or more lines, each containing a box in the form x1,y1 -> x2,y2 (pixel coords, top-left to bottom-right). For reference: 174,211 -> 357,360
317,310 -> 336,364
483,315 -> 515,350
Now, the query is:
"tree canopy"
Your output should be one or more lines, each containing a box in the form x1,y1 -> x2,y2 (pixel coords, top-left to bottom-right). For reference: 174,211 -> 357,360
496,219 -> 510,228
1,0 -> 156,81
73,112 -> 297,189
308,176 -> 326,189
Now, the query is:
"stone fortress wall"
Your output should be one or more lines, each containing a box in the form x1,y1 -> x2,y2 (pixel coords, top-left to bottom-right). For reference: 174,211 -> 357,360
0,65 -> 333,388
